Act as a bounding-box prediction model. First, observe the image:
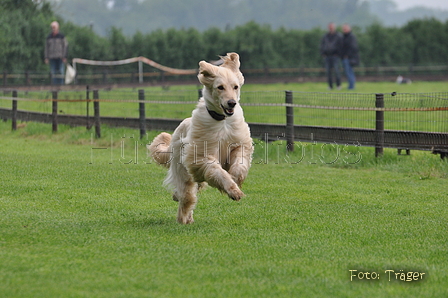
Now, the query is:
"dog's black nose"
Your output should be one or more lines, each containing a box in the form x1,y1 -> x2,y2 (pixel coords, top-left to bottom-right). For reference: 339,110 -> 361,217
227,99 -> 236,108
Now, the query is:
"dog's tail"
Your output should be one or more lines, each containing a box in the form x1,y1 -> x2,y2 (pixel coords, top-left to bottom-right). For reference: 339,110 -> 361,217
147,132 -> 172,168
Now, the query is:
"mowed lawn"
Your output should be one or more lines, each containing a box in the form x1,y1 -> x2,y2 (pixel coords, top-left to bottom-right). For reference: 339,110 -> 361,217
0,122 -> 447,297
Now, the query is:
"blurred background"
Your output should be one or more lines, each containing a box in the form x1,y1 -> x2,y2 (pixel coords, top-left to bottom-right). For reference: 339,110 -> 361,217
1,0 -> 447,84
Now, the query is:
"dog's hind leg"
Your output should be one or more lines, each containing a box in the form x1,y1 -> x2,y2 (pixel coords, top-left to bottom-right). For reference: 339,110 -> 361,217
147,132 -> 172,168
165,159 -> 198,224
176,180 -> 198,224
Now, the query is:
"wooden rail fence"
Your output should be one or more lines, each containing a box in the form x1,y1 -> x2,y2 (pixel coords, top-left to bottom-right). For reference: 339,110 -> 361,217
1,89 -> 447,159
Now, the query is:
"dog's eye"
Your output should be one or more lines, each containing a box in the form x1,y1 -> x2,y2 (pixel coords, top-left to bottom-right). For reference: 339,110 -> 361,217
233,86 -> 238,90
217,85 -> 224,90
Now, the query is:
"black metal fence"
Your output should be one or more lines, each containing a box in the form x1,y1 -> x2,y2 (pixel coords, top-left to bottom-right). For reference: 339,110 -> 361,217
1,89 -> 447,158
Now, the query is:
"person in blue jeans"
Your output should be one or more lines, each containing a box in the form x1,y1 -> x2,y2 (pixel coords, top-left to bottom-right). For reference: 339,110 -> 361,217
45,21 -> 68,85
320,22 -> 342,90
341,24 -> 359,90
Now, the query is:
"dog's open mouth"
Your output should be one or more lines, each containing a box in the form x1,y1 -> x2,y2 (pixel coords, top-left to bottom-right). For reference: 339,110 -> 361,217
221,105 -> 234,116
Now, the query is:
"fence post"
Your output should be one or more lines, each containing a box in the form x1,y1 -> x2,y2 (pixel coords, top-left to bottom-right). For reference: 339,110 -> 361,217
52,91 -> 58,133
138,60 -> 143,83
375,93 -> 384,157
93,90 -> 101,138
86,85 -> 91,130
285,90 -> 294,152
3,71 -> 7,86
139,89 -> 146,139
73,63 -> 78,85
12,90 -> 17,131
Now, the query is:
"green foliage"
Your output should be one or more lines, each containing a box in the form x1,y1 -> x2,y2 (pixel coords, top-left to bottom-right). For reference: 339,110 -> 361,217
233,22 -> 277,68
0,1 -> 54,72
402,18 -> 448,65
108,27 -> 130,60
63,23 -> 111,60
1,2 -> 448,73
359,23 -> 414,66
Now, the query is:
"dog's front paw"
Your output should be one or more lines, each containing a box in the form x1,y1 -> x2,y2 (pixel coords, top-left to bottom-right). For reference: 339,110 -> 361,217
227,185 -> 245,201
177,211 -> 194,224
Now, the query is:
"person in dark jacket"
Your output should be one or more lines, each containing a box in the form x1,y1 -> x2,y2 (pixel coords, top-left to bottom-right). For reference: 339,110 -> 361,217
45,21 -> 68,85
341,24 -> 359,90
320,22 -> 342,90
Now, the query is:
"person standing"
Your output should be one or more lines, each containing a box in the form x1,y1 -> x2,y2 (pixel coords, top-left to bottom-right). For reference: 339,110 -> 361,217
45,21 -> 68,85
341,24 -> 359,90
320,22 -> 342,90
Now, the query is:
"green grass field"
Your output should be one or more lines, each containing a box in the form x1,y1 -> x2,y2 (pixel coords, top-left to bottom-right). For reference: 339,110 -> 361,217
1,120 -> 447,297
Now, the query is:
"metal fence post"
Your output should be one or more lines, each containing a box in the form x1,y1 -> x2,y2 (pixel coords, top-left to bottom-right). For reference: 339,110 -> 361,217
375,93 -> 385,157
138,89 -> 146,139
12,90 -> 17,131
52,91 -> 58,133
285,90 -> 294,152
93,90 -> 101,138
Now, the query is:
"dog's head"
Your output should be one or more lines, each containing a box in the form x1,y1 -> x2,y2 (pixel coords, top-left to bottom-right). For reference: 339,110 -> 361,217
198,52 -> 244,117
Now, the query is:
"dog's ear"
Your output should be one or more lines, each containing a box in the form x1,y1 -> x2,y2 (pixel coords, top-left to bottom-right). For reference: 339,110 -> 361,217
198,61 -> 217,86
220,52 -> 245,86
220,52 -> 240,72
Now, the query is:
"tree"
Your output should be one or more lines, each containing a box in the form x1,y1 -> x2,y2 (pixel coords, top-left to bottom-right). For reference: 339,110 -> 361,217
2,2 -> 448,75
0,1 -> 55,72
108,27 -> 130,60
402,18 -> 448,65
62,21 -> 111,62
232,22 -> 281,68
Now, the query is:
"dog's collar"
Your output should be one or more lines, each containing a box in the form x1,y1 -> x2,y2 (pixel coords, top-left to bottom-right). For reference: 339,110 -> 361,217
206,107 -> 226,121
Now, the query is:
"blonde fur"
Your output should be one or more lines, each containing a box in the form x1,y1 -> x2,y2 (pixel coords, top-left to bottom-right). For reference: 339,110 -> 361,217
148,52 -> 253,224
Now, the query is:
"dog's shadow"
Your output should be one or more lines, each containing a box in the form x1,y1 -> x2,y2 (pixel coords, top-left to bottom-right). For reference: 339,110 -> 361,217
124,215 -> 217,234
126,217 -> 173,228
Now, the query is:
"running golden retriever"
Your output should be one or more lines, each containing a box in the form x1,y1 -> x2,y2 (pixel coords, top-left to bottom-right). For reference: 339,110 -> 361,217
148,52 -> 253,224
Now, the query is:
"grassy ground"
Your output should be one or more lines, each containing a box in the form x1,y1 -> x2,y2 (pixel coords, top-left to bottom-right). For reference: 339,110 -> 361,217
1,121 -> 447,297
